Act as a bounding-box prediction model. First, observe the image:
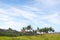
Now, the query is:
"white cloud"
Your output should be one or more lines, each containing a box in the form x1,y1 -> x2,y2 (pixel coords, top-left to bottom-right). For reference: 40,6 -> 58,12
42,13 -> 60,25
1,6 -> 37,20
42,13 -> 58,19
0,3 -> 38,30
0,1 -> 60,32
0,21 -> 29,31
35,0 -> 60,6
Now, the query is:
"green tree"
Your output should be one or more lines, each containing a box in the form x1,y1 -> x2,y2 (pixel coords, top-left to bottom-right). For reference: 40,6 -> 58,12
39,27 -> 54,33
22,27 -> 25,31
26,25 -> 32,30
49,27 -> 54,32
37,27 -> 40,31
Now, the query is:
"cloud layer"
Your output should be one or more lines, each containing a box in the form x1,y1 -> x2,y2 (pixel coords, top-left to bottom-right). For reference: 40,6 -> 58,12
0,0 -> 60,31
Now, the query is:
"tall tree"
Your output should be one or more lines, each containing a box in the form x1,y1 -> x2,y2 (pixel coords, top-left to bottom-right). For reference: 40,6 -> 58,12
37,27 -> 40,31
49,27 -> 54,32
22,27 -> 25,31
21,27 -> 26,33
26,25 -> 32,30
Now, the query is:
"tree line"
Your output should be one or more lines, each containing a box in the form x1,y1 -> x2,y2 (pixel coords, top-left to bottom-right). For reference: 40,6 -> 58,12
0,25 -> 55,36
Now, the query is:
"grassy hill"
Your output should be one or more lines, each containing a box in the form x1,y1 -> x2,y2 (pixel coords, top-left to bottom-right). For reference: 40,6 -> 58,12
0,34 -> 60,40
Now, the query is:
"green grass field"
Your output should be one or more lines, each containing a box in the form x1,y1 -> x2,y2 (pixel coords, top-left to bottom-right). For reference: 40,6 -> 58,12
0,34 -> 60,40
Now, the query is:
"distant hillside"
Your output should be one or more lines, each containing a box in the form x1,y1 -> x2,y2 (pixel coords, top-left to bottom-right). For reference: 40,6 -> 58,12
0,28 -> 21,36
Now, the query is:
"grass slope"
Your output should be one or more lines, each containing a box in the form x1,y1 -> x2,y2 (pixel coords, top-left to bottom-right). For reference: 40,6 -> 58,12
0,34 -> 60,40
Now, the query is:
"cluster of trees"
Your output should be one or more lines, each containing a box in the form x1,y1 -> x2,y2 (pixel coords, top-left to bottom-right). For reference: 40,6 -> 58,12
37,27 -> 54,33
0,25 -> 55,36
21,25 -> 54,34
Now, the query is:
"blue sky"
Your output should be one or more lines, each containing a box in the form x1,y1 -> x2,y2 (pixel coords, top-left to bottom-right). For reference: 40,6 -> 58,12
0,0 -> 60,32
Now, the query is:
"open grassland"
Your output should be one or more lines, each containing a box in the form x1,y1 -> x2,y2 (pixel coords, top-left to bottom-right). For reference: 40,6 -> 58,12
0,34 -> 60,40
